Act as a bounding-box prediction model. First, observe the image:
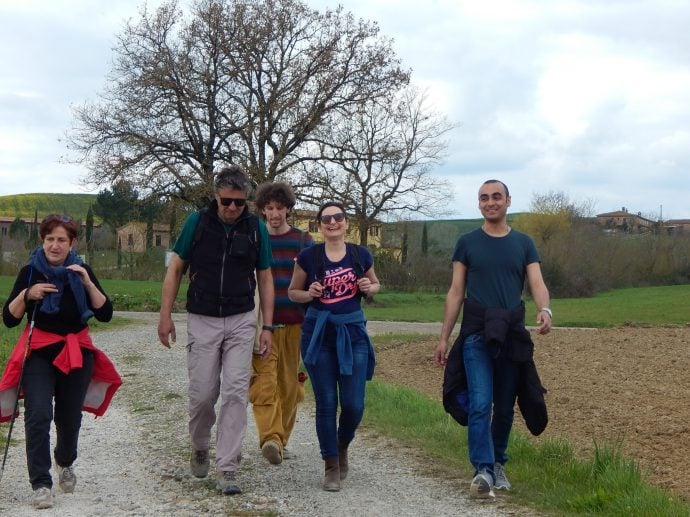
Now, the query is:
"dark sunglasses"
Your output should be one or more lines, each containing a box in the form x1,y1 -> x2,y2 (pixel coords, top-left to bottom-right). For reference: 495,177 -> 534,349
219,197 -> 247,207
319,212 -> 346,224
43,214 -> 73,223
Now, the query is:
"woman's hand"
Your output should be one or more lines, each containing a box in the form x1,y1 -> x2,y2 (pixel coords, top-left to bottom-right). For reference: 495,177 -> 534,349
307,281 -> 323,299
357,270 -> 380,297
357,277 -> 374,294
25,283 -> 59,302
66,264 -> 94,288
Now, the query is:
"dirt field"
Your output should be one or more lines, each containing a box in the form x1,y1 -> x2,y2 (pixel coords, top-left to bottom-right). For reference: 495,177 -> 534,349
373,326 -> 690,501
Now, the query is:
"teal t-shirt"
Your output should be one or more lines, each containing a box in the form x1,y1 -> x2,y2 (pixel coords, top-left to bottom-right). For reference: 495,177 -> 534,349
452,228 -> 540,310
172,211 -> 272,270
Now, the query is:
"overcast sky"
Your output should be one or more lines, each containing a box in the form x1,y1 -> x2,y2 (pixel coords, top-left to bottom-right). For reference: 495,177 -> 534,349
1,0 -> 689,220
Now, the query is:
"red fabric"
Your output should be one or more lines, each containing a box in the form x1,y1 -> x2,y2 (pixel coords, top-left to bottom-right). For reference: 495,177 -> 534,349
0,325 -> 122,422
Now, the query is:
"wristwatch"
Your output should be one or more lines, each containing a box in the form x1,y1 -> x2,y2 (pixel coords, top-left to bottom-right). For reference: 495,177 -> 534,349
261,325 -> 276,332
540,308 -> 553,318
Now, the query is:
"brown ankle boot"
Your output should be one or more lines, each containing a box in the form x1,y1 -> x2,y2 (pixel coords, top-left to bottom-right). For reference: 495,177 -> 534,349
323,456 -> 340,491
338,443 -> 349,480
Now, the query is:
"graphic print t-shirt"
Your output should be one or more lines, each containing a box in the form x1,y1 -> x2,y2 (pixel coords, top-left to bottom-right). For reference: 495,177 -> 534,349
296,244 -> 373,316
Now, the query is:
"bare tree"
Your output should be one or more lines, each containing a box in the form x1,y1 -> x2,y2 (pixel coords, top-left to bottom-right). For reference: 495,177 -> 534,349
66,0 -> 408,206
290,87 -> 454,245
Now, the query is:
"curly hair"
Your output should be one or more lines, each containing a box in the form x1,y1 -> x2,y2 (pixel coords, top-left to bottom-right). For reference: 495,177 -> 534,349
254,181 -> 297,211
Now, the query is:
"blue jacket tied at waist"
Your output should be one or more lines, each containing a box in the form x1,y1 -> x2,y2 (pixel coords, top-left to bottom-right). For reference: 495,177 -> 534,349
303,306 -> 376,380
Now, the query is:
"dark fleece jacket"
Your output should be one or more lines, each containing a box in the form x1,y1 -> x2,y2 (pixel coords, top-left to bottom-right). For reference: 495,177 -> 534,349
442,299 -> 548,436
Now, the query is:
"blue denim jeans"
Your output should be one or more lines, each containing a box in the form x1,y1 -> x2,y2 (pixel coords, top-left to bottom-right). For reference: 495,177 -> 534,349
463,333 -> 520,478
301,332 -> 369,459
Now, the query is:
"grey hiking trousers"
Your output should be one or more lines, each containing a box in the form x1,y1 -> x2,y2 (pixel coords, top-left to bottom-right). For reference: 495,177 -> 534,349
186,311 -> 256,473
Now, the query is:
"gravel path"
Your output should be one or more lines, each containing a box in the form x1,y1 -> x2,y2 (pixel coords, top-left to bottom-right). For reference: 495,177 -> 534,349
1,313 -> 526,516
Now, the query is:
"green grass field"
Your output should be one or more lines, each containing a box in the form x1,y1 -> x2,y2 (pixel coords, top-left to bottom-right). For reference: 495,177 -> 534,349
1,276 -> 689,341
365,284 -> 690,327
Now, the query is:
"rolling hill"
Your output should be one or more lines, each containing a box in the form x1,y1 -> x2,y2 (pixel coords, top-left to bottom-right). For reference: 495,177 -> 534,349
0,193 -> 97,220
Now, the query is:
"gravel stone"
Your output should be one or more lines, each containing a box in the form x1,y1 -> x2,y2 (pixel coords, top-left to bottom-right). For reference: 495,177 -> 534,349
1,312 -> 528,516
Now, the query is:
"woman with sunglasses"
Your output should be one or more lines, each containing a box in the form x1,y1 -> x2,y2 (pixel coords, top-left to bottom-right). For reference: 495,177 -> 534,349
1,214 -> 121,509
288,201 -> 380,491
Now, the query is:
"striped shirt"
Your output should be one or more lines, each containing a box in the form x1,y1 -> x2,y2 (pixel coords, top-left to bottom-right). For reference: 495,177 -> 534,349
270,226 -> 314,324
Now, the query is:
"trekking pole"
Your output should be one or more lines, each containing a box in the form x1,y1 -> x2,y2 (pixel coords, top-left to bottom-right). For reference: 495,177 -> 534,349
0,302 -> 39,485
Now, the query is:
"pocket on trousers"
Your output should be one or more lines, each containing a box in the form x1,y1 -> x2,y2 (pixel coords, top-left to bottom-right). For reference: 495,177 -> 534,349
248,375 -> 272,405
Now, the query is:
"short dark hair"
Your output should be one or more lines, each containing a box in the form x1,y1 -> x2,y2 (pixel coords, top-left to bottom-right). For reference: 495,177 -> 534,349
482,179 -> 510,197
316,201 -> 347,222
214,165 -> 252,196
255,181 -> 296,212
39,214 -> 79,241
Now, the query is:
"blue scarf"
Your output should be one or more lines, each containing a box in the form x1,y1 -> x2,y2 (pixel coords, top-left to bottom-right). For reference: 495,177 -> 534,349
29,246 -> 94,324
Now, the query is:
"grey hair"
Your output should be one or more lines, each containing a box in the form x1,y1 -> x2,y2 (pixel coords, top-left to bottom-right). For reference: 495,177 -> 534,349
214,165 -> 252,196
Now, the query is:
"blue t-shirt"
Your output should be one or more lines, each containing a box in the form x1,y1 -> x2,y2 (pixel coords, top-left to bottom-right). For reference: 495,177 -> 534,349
452,228 -> 540,310
296,244 -> 373,315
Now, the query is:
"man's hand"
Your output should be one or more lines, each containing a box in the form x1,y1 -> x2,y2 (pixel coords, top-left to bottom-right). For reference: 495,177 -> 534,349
158,315 -> 176,348
434,341 -> 448,367
536,311 -> 552,335
258,330 -> 273,359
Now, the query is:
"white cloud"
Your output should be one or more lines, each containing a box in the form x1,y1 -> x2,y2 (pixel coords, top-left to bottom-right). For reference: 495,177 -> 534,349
1,0 -> 689,219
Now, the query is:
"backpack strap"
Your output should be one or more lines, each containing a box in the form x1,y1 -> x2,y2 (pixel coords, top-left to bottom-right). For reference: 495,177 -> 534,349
182,208 -> 261,275
182,208 -> 209,275
315,242 -> 364,282
314,243 -> 326,283
191,208 -> 209,252
298,229 -> 306,251
346,242 -> 364,278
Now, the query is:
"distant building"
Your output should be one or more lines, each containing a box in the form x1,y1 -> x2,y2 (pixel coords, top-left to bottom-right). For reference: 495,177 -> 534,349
117,222 -> 171,252
595,208 -> 656,233
0,217 -> 33,238
663,219 -> 690,235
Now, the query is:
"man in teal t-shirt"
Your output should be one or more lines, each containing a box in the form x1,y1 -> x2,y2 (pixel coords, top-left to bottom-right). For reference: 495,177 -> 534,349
157,166 -> 274,496
435,179 -> 552,499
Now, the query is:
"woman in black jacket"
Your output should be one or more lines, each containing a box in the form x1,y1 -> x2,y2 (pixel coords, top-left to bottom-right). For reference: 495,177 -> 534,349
1,214 -> 120,510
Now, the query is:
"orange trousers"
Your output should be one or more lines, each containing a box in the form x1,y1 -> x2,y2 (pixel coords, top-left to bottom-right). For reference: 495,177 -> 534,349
249,324 -> 304,450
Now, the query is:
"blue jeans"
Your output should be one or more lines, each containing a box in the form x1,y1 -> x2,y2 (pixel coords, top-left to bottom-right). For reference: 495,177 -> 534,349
22,345 -> 94,489
463,333 -> 520,477
301,332 -> 369,459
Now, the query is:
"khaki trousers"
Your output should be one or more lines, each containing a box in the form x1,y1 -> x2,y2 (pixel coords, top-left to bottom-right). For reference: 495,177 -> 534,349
249,323 -> 304,450
186,311 -> 255,473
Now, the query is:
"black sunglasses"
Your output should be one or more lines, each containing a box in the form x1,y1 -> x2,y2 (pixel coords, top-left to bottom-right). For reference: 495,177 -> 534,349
43,214 -> 73,223
319,213 -> 346,224
219,197 -> 247,207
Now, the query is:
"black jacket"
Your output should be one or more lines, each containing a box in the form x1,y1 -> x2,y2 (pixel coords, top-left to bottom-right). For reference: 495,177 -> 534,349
442,299 -> 548,436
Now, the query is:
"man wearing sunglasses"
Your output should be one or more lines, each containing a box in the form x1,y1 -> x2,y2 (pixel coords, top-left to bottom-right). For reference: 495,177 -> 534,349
158,165 -> 274,496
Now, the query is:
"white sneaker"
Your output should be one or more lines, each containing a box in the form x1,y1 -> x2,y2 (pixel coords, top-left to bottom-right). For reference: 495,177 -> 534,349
56,463 -> 77,493
32,487 -> 53,509
494,462 -> 511,490
469,469 -> 495,499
